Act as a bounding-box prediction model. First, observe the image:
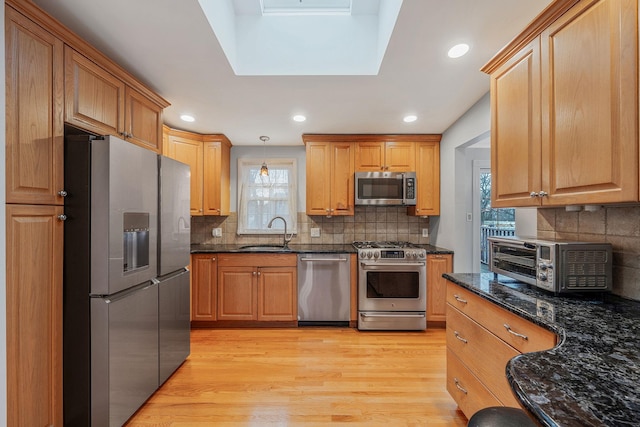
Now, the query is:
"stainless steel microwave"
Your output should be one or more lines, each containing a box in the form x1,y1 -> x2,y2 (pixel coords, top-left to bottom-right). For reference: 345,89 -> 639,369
488,236 -> 612,293
354,171 -> 417,206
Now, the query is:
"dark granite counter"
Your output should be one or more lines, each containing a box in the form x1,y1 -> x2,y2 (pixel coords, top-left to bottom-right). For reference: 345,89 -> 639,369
191,243 -> 453,255
443,273 -> 640,427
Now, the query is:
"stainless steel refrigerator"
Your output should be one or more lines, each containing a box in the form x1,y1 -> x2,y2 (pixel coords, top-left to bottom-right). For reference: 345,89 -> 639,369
157,156 -> 191,385
63,135 -> 190,426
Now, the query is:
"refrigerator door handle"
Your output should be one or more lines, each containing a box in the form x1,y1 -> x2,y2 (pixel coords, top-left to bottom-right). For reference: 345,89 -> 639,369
103,281 -> 157,304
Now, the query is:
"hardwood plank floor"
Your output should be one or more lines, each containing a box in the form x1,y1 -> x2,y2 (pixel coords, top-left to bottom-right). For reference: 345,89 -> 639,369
126,327 -> 468,426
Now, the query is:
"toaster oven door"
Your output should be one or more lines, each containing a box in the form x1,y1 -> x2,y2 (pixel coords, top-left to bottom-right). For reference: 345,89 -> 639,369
489,240 -> 537,285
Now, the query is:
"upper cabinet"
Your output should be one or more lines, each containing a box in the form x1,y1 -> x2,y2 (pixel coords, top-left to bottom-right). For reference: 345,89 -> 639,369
407,138 -> 441,216
483,0 -> 638,208
164,126 -> 232,216
65,47 -> 167,152
355,140 -> 416,172
6,7 -> 64,205
304,136 -> 355,216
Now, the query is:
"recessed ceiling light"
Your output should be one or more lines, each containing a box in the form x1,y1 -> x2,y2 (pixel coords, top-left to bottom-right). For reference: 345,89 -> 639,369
403,115 -> 417,123
448,43 -> 470,59
180,114 -> 195,122
293,114 -> 307,122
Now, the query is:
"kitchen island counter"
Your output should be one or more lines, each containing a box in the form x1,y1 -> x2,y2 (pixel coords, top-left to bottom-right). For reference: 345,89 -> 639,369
444,273 -> 640,427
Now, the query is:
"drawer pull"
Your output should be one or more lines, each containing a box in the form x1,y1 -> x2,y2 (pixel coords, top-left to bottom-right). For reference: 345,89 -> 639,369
454,378 -> 468,394
504,324 -> 528,340
453,294 -> 468,304
454,331 -> 468,344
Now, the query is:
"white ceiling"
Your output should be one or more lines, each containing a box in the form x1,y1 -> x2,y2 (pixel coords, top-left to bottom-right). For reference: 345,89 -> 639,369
32,0 -> 552,146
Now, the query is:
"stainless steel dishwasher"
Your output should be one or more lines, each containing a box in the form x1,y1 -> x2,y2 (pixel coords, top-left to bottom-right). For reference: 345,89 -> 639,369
297,253 -> 350,326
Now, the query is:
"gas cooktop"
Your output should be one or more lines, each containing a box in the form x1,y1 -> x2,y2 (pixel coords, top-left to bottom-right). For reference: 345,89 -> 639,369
352,241 -> 423,249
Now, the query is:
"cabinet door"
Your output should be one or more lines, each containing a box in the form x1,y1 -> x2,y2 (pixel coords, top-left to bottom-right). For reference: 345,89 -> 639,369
490,38 -> 542,208
412,142 -> 440,216
203,139 -> 231,216
384,141 -> 415,172
330,142 -> 355,216
426,254 -> 452,322
218,267 -> 257,320
125,86 -> 163,153
64,46 -> 125,137
191,255 -> 217,321
355,141 -> 385,171
7,204 -> 63,427
541,0 -> 638,205
305,142 -> 332,215
168,135 -> 203,216
258,267 -> 297,321
6,9 -> 64,205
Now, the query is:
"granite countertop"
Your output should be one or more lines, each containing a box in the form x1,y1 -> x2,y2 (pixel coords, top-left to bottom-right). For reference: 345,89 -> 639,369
191,243 -> 453,255
444,273 -> 640,427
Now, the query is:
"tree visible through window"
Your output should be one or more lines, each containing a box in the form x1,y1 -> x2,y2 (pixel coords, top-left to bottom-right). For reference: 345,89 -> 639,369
237,159 -> 297,235
480,172 -> 515,267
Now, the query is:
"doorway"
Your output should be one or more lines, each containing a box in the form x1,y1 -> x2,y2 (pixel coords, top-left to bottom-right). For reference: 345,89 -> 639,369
472,162 -> 515,272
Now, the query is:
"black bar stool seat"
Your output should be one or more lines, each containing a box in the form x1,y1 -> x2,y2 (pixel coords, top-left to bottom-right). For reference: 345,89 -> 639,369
467,406 -> 538,427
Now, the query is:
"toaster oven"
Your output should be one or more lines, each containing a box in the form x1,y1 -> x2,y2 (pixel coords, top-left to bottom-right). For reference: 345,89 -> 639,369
488,236 -> 612,293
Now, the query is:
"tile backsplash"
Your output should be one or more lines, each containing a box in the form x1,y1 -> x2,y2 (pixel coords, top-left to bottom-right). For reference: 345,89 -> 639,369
538,206 -> 640,301
191,206 -> 430,246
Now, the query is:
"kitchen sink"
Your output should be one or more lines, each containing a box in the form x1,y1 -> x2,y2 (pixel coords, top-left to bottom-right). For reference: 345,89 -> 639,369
238,245 -> 292,252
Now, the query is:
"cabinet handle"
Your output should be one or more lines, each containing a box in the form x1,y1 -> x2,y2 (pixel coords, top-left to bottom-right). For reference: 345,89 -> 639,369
454,331 -> 468,344
538,190 -> 548,197
453,294 -> 467,304
257,271 -> 261,276
530,191 -> 539,198
58,190 -> 68,197
211,257 -> 216,261
454,378 -> 468,394
57,214 -> 67,221
253,271 -> 257,276
503,324 -> 528,340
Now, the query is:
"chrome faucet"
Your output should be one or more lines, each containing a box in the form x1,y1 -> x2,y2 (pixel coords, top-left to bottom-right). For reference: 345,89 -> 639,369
267,216 -> 294,248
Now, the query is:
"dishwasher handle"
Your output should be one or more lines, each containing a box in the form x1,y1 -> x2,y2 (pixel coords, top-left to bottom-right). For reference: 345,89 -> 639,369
300,257 -> 348,262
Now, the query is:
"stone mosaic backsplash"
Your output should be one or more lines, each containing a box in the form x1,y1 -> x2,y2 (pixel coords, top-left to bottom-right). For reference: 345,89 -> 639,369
538,206 -> 640,301
191,206 -> 431,246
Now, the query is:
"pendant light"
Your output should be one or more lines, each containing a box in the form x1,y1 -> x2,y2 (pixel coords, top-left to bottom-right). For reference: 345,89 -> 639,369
259,136 -> 270,177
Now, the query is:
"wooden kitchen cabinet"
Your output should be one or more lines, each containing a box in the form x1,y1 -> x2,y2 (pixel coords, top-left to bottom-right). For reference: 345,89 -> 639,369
445,281 -> 557,418
191,254 -> 218,322
217,254 -> 297,324
355,140 -> 415,172
483,0 -> 638,208
304,137 -> 355,216
65,46 -> 167,152
6,7 -> 65,206
426,253 -> 452,323
163,126 -> 231,216
407,139 -> 441,216
7,204 -> 64,427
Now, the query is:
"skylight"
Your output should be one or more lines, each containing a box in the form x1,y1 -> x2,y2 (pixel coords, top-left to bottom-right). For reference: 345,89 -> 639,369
261,0 -> 352,16
198,0 -> 403,76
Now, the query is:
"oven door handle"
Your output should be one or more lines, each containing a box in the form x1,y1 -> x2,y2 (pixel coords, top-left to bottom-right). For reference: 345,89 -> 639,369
360,313 -> 426,318
360,262 -> 426,269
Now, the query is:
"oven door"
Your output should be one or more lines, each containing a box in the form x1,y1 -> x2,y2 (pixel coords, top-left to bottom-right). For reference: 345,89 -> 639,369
358,261 -> 426,312
489,240 -> 537,285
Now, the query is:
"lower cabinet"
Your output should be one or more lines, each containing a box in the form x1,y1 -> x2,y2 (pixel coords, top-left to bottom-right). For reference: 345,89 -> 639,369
6,204 -> 64,426
191,254 -> 217,323
191,253 -> 298,326
426,254 -> 452,323
445,281 -> 556,419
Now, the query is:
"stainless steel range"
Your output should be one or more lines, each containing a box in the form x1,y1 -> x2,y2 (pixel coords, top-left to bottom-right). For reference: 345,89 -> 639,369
353,241 -> 427,331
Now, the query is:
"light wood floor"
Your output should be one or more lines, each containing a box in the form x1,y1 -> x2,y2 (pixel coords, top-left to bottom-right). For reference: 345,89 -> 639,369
126,327 -> 468,426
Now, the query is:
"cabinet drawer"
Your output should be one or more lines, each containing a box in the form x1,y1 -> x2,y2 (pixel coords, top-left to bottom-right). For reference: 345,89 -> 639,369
447,283 -> 556,353
446,348 -> 503,419
217,253 -> 297,267
447,306 -> 520,407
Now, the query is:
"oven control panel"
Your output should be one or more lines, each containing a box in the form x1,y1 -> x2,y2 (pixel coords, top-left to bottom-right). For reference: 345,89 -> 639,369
358,249 -> 426,260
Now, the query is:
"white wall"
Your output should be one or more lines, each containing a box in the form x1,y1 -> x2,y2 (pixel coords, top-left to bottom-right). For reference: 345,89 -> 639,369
431,92 -> 491,272
1,4 -> 7,421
